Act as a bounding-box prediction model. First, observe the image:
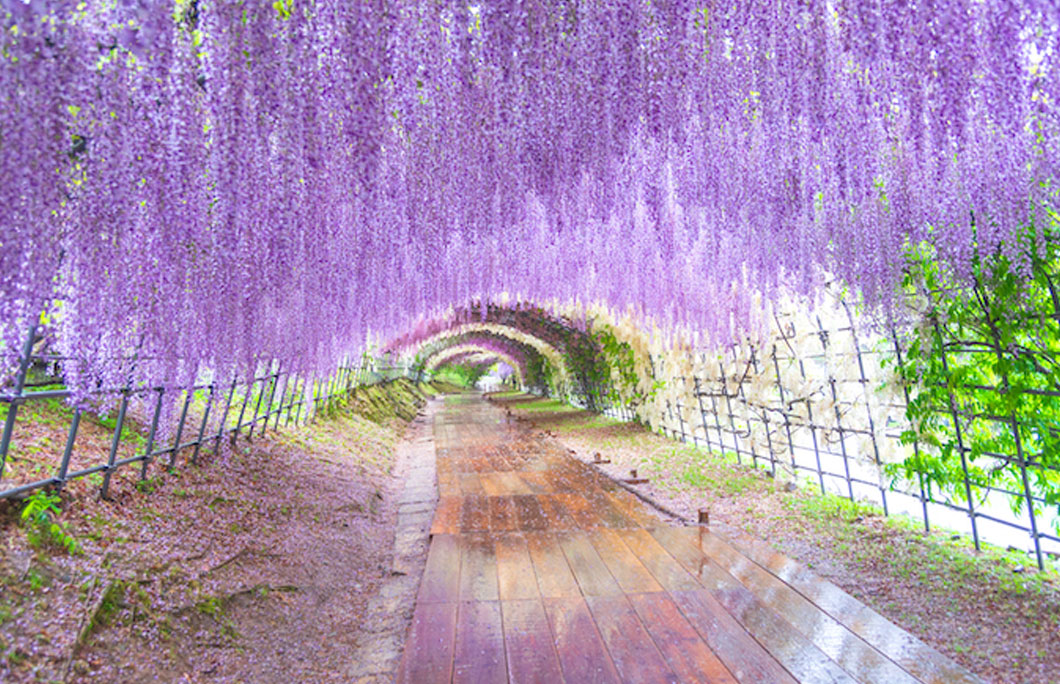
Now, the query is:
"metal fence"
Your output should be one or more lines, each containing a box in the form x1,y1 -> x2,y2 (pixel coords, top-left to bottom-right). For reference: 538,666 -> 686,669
0,326 -> 413,501
572,303 -> 1059,572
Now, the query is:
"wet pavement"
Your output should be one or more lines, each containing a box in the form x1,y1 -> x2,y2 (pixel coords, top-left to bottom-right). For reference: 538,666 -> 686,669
396,395 -> 983,683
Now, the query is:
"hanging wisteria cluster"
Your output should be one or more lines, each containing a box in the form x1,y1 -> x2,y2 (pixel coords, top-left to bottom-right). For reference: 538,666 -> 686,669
2,0 -> 1057,389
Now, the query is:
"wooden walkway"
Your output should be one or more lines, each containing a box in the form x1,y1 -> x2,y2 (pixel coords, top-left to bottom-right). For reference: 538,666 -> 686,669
396,396 -> 982,684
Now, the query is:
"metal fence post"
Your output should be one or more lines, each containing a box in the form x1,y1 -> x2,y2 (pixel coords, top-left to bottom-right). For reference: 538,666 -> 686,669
273,371 -> 289,429
55,408 -> 82,490
934,320 -> 980,551
141,388 -> 164,480
719,361 -> 742,465
771,345 -> 799,474
100,388 -> 130,499
694,376 -> 711,451
843,303 -> 889,515
170,388 -> 193,468
247,367 -> 269,439
259,363 -> 281,437
234,376 -> 254,439
216,377 -> 237,453
0,326 -> 37,483
890,327 -> 930,532
191,384 -> 215,465
817,320 -> 855,502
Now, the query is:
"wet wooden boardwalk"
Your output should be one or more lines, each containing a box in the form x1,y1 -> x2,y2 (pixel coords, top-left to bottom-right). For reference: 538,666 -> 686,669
396,396 -> 982,684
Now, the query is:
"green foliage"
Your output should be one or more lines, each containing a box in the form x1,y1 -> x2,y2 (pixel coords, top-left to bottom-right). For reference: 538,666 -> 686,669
433,362 -> 492,388
888,213 -> 1060,530
20,490 -> 81,555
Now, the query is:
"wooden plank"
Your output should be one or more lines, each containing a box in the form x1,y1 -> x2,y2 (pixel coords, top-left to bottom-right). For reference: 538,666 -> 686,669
553,492 -> 604,528
601,489 -> 660,528
584,595 -> 679,684
652,527 -> 919,683
615,528 -> 699,592
702,576 -> 858,683
460,493 -> 491,533
587,528 -> 663,593
501,598 -> 564,684
458,472 -> 485,496
498,471 -> 534,495
537,494 -> 573,530
495,533 -> 540,600
512,494 -> 549,531
518,470 -> 555,494
431,495 -> 462,536
480,472 -> 508,497
558,531 -> 622,597
418,534 -> 462,603
437,472 -> 459,498
717,527 -> 984,684
453,600 -> 507,684
489,495 -> 519,532
627,592 -> 738,684
581,488 -> 637,528
526,531 -> 582,599
669,589 -> 797,684
395,601 -> 457,684
544,596 -> 621,684
459,533 -> 500,601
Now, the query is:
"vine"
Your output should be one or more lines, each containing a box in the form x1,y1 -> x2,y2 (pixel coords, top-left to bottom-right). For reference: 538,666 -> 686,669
888,212 -> 1060,528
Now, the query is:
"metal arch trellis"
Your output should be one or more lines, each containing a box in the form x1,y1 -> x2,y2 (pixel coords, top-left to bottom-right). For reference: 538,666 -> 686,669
0,326 -> 412,502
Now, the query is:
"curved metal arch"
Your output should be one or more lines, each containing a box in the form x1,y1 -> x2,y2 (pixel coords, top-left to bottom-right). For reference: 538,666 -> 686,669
409,322 -> 571,389
429,345 -> 525,386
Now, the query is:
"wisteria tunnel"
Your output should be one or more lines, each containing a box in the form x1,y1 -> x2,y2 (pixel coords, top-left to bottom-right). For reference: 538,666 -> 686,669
2,1 -> 1059,682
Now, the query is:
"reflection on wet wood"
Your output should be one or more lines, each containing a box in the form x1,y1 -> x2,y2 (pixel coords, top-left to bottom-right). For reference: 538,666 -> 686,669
560,531 -> 623,597
526,531 -> 581,599
431,495 -> 461,535
588,528 -> 663,594
543,596 -> 621,684
453,600 -> 507,684
396,601 -> 457,684
403,395 -> 983,683
459,533 -> 499,602
653,526 -> 918,683
496,534 -> 540,601
501,599 -> 564,684
628,591 -> 739,684
418,533 -> 461,603
585,594 -> 680,684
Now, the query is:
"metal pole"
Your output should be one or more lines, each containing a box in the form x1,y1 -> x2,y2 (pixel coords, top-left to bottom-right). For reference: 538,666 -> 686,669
259,363 -> 281,437
817,319 -> 855,501
719,361 -> 742,465
140,388 -> 164,480
170,389 -> 193,468
772,345 -> 799,473
273,371 -> 290,430
694,376 -> 711,452
100,390 -> 130,499
890,327 -> 930,533
934,321 -> 980,551
56,408 -> 82,489
215,377 -> 237,453
191,384 -> 215,465
0,326 -> 37,482
247,368 -> 269,439
234,375 -> 254,439
842,304 -> 889,515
